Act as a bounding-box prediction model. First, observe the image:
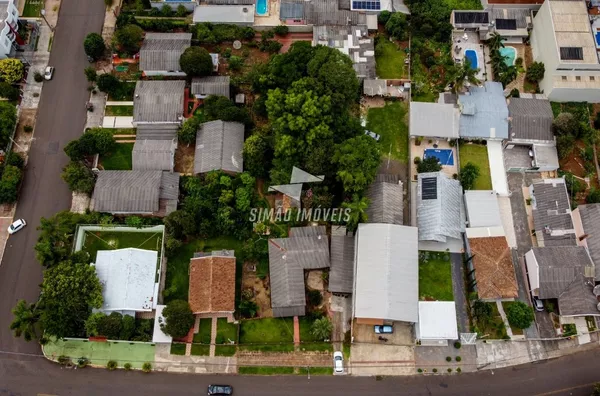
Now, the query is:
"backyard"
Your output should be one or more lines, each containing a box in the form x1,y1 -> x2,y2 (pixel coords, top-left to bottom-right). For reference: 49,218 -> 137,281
80,229 -> 163,261
105,105 -> 134,117
375,37 -> 408,79
22,0 -> 44,17
298,317 -> 333,352
418,251 -> 454,301
100,143 -> 134,170
239,318 -> 294,352
366,101 -> 409,163
458,142 -> 493,190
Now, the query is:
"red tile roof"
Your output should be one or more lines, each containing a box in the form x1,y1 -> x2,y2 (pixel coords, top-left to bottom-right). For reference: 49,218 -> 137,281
189,255 -> 236,314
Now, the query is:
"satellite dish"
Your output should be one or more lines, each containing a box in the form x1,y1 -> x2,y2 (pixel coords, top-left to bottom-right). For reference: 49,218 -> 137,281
594,284 -> 600,296
233,40 -> 242,50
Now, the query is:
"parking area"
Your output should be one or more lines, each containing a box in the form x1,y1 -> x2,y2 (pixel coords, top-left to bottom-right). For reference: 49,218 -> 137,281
350,344 -> 415,376
352,321 -> 413,346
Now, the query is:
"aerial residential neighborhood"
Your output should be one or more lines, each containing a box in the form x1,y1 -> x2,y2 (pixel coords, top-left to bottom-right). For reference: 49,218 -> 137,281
2,0 -> 600,394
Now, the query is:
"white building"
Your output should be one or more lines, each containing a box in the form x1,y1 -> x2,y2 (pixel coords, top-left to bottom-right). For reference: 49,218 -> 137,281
530,0 -> 600,102
0,0 -> 19,59
416,302 -> 459,346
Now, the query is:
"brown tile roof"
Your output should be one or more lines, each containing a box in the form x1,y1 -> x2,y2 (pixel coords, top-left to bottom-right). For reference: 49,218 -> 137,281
468,236 -> 519,300
189,255 -> 236,313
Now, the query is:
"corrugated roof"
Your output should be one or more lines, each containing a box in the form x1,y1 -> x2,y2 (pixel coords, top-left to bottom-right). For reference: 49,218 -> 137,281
410,102 -> 460,139
464,190 -> 502,228
508,98 -> 554,142
192,5 -> 255,24
159,171 -> 180,201
576,204 -> 600,279
189,251 -> 236,313
329,228 -> 355,294
139,33 -> 192,72
458,82 -> 509,140
137,124 -> 178,140
366,177 -> 403,225
132,139 -> 176,171
354,223 -> 419,323
531,178 -> 577,246
280,0 -> 305,19
206,0 -> 254,4
191,76 -> 231,99
92,171 -> 162,213
363,79 -> 387,96
305,0 -> 366,25
194,120 -> 244,174
133,81 -> 185,124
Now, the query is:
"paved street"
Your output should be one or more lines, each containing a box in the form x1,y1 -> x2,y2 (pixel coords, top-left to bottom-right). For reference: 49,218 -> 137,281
1,348 -> 600,395
0,0 -> 105,354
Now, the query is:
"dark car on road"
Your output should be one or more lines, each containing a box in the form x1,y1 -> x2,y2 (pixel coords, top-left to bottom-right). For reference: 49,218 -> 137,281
208,385 -> 233,395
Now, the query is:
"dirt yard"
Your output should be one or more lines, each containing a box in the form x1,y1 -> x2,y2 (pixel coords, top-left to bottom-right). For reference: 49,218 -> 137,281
174,144 -> 194,175
12,108 -> 36,159
242,263 -> 272,318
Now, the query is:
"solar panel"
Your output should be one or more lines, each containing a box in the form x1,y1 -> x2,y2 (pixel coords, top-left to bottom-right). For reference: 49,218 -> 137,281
495,18 -> 517,30
351,0 -> 380,10
559,47 -> 583,61
421,177 -> 437,200
454,12 -> 489,24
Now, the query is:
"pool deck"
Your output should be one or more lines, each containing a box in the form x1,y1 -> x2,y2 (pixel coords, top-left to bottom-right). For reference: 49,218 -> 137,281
254,0 -> 279,26
452,31 -> 491,83
410,138 -> 458,179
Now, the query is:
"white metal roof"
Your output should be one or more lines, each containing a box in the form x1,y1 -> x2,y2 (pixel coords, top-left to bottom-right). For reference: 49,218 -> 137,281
95,248 -> 158,312
417,301 -> 458,340
353,223 -> 419,323
464,190 -> 502,228
152,305 -> 173,343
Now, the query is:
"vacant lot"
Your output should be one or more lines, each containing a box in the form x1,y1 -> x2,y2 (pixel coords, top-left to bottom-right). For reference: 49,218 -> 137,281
367,101 -> 409,163
418,251 -> 453,301
239,318 -> 294,352
81,230 -> 162,261
375,38 -> 408,79
100,143 -> 133,170
459,143 -> 493,190
477,302 -> 508,339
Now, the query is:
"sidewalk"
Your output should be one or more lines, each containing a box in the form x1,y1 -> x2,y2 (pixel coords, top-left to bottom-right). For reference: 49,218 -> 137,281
154,343 -> 237,374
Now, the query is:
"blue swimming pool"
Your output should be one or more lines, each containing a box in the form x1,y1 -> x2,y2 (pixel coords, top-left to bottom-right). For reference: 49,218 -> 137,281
424,149 -> 454,166
500,46 -> 516,67
256,0 -> 268,16
464,49 -> 478,70
596,31 -> 600,46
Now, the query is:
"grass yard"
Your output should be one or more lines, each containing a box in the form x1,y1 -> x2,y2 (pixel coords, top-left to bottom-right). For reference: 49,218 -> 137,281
375,38 -> 408,79
298,317 -> 333,352
108,128 -> 136,136
501,301 -> 524,336
100,143 -> 134,170
81,230 -> 162,261
239,318 -> 294,352
412,91 -> 437,103
418,251 -> 453,301
105,105 -> 134,117
22,0 -> 44,17
163,236 -> 244,303
193,318 -> 213,344
216,318 -> 238,343
238,366 -> 295,375
366,101 -> 409,164
299,367 -> 333,375
477,302 -> 508,340
108,81 -> 137,101
191,344 -> 210,356
170,343 -> 186,355
458,143 -> 492,190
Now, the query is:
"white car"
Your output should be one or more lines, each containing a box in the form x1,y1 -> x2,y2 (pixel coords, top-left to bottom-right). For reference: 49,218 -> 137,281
364,130 -> 381,141
8,219 -> 26,235
333,351 -> 344,374
44,66 -> 54,80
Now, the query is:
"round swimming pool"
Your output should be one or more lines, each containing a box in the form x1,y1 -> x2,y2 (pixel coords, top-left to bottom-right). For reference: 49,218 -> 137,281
500,46 -> 517,67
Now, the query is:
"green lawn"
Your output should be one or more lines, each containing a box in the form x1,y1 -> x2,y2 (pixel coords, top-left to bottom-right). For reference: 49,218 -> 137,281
193,318 -> 213,344
239,318 -> 294,352
477,302 -> 508,339
100,143 -> 134,170
110,128 -> 136,135
501,301 -> 524,336
105,105 -> 134,116
298,317 -> 333,352
418,251 -> 454,301
239,366 -> 295,375
375,38 -> 407,79
216,318 -> 238,343
22,0 -> 44,17
81,230 -> 163,261
412,91 -> 437,103
367,101 -> 409,164
108,81 -> 137,101
458,143 -> 492,190
170,343 -> 186,355
191,344 -> 210,356
163,236 -> 244,303
299,367 -> 333,375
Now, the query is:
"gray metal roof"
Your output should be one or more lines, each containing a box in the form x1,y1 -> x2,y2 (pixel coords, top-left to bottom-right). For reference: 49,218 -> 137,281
280,0 -> 305,19
191,76 -> 231,99
532,246 -> 597,315
489,7 -> 530,29
132,139 -> 176,171
417,172 -> 465,243
533,144 -> 559,169
93,171 -> 162,213
329,230 -> 355,294
305,0 -> 366,25
508,98 -> 554,142
137,124 -> 178,140
363,79 -> 387,96
192,5 -> 255,24
269,226 -> 330,317
133,81 -> 185,124
139,33 -> 192,72
159,171 -> 180,201
531,178 -> 577,247
194,120 -> 244,174
410,102 -> 460,138
366,176 -> 403,225
576,204 -> 600,279
464,190 -> 502,228
354,224 -> 419,323
458,82 -> 509,140
206,0 -> 254,4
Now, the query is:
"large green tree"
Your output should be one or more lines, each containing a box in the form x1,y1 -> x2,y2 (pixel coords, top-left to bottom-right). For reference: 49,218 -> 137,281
243,132 -> 272,179
160,300 -> 195,338
61,161 -> 96,194
0,101 -> 17,149
333,135 -> 381,195
505,301 -> 534,329
0,59 -> 24,84
179,46 -> 214,77
342,195 -> 370,232
113,24 -> 144,54
83,33 -> 106,61
178,115 -> 202,145
0,165 -> 21,204
459,162 -> 480,191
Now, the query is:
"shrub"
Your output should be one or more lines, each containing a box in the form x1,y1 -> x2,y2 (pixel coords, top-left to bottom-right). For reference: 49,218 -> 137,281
310,317 -> 332,340
61,161 -> 96,194
413,156 -> 421,164
509,88 -> 520,98
459,162 -> 480,191
239,298 -> 258,318
273,25 -> 289,36
228,56 -> 244,71
106,360 -> 118,370
455,356 -> 461,362
432,368 -> 438,373
6,152 -> 24,169
454,341 -> 461,349
0,59 -> 24,84
124,362 -> 132,370
385,13 -> 408,41
57,355 -> 71,365
77,357 -> 89,368
557,134 -> 575,159
456,367 -> 462,373
378,10 -> 391,25
417,156 -> 441,173
0,82 -> 19,101
96,73 -> 120,95
446,356 -> 452,362
223,48 -> 232,59
176,5 -> 188,17
0,165 -> 22,204
259,40 -> 282,54
553,112 -> 579,136
161,4 -> 173,16
34,72 -> 43,82
308,290 -> 322,306
587,188 -> 600,204
447,368 -> 452,373
526,61 -> 545,83
142,362 -> 152,373
594,112 -> 600,130
84,67 -> 97,82
506,301 -> 534,329
417,368 -> 423,373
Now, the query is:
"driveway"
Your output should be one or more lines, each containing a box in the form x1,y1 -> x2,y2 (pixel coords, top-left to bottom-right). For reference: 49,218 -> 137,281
507,172 -> 533,252
450,253 -> 469,333
0,0 -> 106,354
349,344 -> 415,376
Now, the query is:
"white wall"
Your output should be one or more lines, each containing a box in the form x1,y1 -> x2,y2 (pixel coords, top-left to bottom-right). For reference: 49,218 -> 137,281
525,250 -> 539,295
547,87 -> 600,103
0,0 -> 19,59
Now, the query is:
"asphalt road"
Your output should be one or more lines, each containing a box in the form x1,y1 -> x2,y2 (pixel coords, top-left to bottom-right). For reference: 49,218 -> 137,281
0,0 -> 105,354
1,348 -> 600,395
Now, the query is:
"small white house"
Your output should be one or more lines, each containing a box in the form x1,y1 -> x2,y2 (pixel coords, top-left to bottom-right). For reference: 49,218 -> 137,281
416,301 -> 459,346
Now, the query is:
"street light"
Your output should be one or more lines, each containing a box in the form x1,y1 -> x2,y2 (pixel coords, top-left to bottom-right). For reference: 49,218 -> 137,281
40,10 -> 55,32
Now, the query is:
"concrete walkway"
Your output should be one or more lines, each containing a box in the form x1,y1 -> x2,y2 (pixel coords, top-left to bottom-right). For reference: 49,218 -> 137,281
450,253 -> 469,333
495,300 -> 514,339
209,317 -> 217,357
293,316 -> 300,346
86,93 -> 107,129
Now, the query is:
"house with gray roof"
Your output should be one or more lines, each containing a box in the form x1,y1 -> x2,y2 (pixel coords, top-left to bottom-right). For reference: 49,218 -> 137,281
139,33 -> 192,77
529,178 -> 576,247
132,139 -> 176,172
525,246 -> 598,317
192,5 -> 255,26
268,226 -> 330,317
573,204 -> 600,280
194,120 -> 244,174
458,82 -> 509,140
92,170 -> 179,217
191,76 -> 231,99
353,223 -> 419,324
410,101 -> 460,140
366,174 -> 403,225
451,8 -> 532,42
133,81 -> 185,126
329,226 -> 355,295
416,172 -> 465,250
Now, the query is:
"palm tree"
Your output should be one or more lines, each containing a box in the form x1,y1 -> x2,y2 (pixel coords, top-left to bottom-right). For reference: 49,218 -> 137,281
487,32 -> 505,53
10,300 -> 40,342
310,317 -> 332,341
499,65 -> 518,87
342,195 -> 370,232
452,59 -> 481,94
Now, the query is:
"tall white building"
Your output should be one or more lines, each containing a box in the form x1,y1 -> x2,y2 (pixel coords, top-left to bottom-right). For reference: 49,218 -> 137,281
530,0 -> 600,102
0,0 -> 18,59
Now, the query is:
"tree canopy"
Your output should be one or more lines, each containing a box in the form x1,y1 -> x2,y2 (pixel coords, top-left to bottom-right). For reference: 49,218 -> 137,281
61,161 -> 96,194
113,24 -> 144,54
84,33 -> 106,61
459,162 -> 480,191
179,46 -> 214,77
526,62 -> 545,83
505,301 -> 534,329
0,59 -> 24,84
0,101 -> 17,149
417,156 -> 442,173
160,300 -> 195,338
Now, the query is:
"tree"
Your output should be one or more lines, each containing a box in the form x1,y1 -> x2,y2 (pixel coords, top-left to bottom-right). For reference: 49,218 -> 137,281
204,95 -> 250,125
87,128 -> 116,155
228,55 -> 244,71
342,195 -> 369,232
505,301 -> 534,329
452,59 -> 481,94
97,312 -> 124,339
417,156 -> 442,173
472,300 -> 493,328
120,314 -> 136,340
243,133 -> 272,179
84,67 -> 97,82
239,299 -> 258,318
62,161 -> 96,194
459,162 -> 480,191
176,4 -> 188,17
164,210 -> 196,240
310,317 -> 332,341
6,152 -> 24,169
85,312 -> 105,336
333,135 -> 381,195
378,10 -> 391,25
587,188 -> 600,204
0,165 -> 22,204
160,4 -> 173,16
83,33 -> 106,61
486,32 -> 506,53
113,24 -> 144,54
553,112 -> 579,136
179,46 -> 213,77
178,116 -> 201,145
160,300 -> 194,338
526,61 -> 545,83
0,101 -> 17,149
385,13 -> 408,40
0,59 -> 24,84
96,73 -> 120,95
498,65 -> 518,88
557,134 -> 575,159
10,300 -> 40,341
0,82 -> 19,101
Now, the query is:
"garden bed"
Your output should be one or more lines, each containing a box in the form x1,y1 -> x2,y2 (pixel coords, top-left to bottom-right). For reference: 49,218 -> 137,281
418,251 -> 453,301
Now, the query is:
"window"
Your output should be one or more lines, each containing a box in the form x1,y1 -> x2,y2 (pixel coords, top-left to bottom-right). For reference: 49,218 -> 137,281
591,76 -> 596,81
575,76 -> 581,81
559,47 -> 583,61
561,76 -> 567,81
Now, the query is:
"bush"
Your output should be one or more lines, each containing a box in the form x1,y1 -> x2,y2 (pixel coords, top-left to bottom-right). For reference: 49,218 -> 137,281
96,73 -> 120,95
6,152 -> 24,169
124,362 -> 132,370
273,25 -> 289,36
417,156 -> 441,173
459,162 -> 480,191
553,112 -> 579,136
587,188 -> 600,204
557,134 -> 575,159
259,40 -> 282,54
385,13 -> 408,41
526,61 -> 545,83
223,48 -> 232,59
160,300 -> 195,338
34,72 -> 43,82
432,368 -> 438,373
455,356 -> 461,362
83,33 -> 105,61
594,112 -> 600,130
454,341 -> 461,349
378,10 -> 391,25
417,368 -> 423,373
509,88 -> 520,98
77,357 -> 89,368
113,24 -> 144,54
0,59 -> 24,84
176,5 -> 188,17
84,67 -> 97,82
228,56 -> 244,71
0,82 -> 19,101
413,156 -> 421,164
446,356 -> 452,362
506,301 -> 534,329
161,4 -> 173,16
61,161 -> 96,194
179,46 -> 214,77
308,290 -> 322,306
57,355 -> 71,365
142,362 -> 152,373
447,368 -> 452,373
107,360 -> 118,370
178,116 -> 202,145
0,165 -> 22,204
239,298 -> 258,318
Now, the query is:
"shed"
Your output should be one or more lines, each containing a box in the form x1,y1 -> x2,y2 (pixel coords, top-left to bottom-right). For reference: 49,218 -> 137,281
191,76 -> 231,99
416,302 -> 459,345
194,120 -> 244,174
132,139 -> 176,172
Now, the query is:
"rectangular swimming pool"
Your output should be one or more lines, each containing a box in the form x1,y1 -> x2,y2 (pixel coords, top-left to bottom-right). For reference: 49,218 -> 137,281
256,0 -> 268,16
464,49 -> 478,70
424,149 -> 454,166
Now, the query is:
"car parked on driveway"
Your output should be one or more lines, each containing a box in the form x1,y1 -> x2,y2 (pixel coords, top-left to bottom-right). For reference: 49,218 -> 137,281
532,296 -> 544,312
374,325 -> 393,334
207,384 -> 233,395
7,219 -> 26,235
333,351 -> 344,374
